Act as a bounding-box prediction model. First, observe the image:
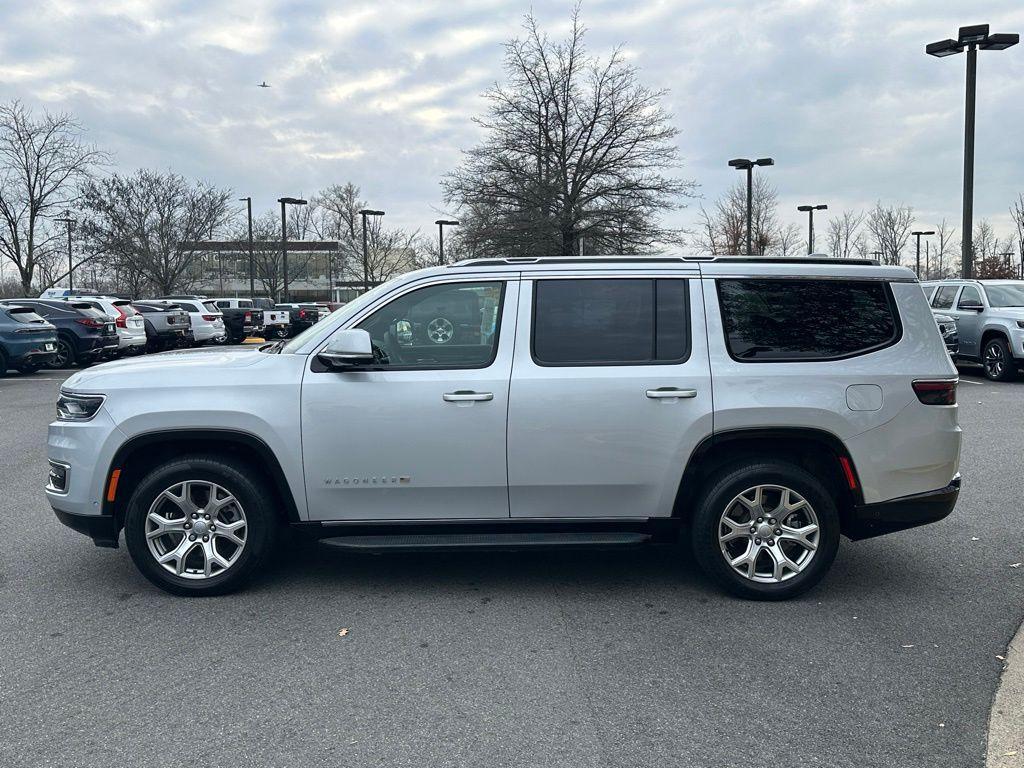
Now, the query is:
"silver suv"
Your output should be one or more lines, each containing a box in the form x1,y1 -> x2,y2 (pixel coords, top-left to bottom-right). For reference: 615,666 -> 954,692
922,279 -> 1024,381
46,257 -> 961,600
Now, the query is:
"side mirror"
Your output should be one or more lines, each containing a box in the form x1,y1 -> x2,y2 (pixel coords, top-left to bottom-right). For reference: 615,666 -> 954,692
317,329 -> 374,369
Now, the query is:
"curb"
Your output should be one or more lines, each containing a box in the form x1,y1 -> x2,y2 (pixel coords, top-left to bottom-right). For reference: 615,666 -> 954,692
988,620 -> 1024,767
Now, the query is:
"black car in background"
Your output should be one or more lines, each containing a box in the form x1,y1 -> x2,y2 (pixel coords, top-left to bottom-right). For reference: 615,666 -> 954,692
275,303 -> 321,337
9,299 -> 118,368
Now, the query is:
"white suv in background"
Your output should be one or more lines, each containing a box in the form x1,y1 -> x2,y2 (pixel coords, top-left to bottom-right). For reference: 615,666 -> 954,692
152,299 -> 226,345
46,256 -> 961,600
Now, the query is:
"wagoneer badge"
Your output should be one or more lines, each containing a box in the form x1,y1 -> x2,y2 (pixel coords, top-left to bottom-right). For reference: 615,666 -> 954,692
324,476 -> 412,486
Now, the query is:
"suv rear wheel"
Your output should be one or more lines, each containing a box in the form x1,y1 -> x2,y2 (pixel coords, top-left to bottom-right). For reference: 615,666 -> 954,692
124,454 -> 278,596
51,338 -> 75,368
691,461 -> 840,600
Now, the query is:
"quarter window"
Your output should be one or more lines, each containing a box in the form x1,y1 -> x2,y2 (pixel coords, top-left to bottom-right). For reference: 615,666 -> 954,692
356,281 -> 504,369
532,279 -> 690,365
931,285 -> 959,310
717,279 -> 899,362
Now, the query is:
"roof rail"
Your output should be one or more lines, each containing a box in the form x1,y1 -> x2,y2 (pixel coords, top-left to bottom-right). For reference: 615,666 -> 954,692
449,254 -> 879,268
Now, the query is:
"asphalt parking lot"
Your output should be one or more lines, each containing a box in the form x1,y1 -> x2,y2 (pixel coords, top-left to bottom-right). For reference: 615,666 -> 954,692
1,365 -> 1023,768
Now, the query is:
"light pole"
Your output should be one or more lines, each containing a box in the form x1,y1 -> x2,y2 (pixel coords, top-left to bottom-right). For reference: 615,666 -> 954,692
239,197 -> 255,298
927,24 -> 1018,279
797,204 -> 828,254
435,219 -> 459,265
999,250 -> 1015,277
359,209 -> 385,291
53,212 -> 76,292
277,197 -> 307,302
869,250 -> 884,263
728,157 -> 774,255
912,230 -> 935,278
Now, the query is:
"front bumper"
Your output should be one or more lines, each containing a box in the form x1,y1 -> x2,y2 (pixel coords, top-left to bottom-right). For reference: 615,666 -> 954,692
52,508 -> 119,548
845,475 -> 960,540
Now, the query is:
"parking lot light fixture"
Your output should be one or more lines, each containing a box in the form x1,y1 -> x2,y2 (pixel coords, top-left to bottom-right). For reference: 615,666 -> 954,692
728,157 -> 774,255
926,23 -> 1018,279
277,197 -> 307,303
434,219 -> 459,266
797,204 -> 828,254
911,230 -> 935,278
358,209 -> 385,291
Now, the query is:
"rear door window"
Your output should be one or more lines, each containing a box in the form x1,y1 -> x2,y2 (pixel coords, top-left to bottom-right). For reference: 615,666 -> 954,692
532,278 -> 690,365
716,278 -> 899,362
931,285 -> 959,310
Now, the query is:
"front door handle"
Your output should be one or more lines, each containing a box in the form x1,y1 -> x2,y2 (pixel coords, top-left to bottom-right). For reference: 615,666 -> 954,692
443,391 -> 494,402
646,387 -> 697,399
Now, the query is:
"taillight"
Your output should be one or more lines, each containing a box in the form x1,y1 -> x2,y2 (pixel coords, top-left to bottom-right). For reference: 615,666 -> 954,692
75,317 -> 102,329
244,311 -> 252,322
115,306 -> 128,328
298,309 -> 308,320
913,380 -> 957,405
202,314 -> 217,321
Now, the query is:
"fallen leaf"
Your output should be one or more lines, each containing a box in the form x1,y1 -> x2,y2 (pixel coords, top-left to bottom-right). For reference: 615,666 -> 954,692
1004,751 -> 1018,757
902,644 -> 915,649
970,537 -> 980,541
338,628 -> 349,637
996,655 -> 1006,661
1011,563 -> 1022,569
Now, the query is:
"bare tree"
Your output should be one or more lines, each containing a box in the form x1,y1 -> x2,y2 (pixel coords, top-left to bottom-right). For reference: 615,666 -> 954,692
825,210 -> 865,259
693,176 -> 778,255
865,202 -> 913,266
770,223 -> 803,258
1010,194 -> 1024,279
973,219 -> 1016,278
80,170 -> 234,296
309,183 -> 367,284
932,219 -> 958,279
0,101 -> 107,293
444,8 -> 694,257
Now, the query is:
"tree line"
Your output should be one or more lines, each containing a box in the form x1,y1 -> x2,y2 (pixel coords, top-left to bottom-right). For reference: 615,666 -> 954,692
2,9 -> 1022,299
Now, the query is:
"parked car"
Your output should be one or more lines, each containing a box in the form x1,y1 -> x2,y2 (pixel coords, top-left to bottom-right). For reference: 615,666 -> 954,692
152,299 -> 226,345
275,302 -> 321,336
11,298 -> 118,368
57,296 -> 146,357
251,298 -> 291,339
47,256 -> 960,600
921,279 -> 1024,381
0,302 -> 58,375
199,299 -> 258,343
132,302 -> 192,352
934,313 -> 958,356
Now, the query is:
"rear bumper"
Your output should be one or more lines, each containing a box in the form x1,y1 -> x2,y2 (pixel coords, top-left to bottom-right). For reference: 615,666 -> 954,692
845,475 -> 960,540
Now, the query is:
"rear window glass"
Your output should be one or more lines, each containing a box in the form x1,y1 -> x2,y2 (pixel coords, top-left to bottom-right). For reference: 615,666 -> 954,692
931,285 -> 959,310
532,278 -> 690,365
717,279 -> 899,362
6,307 -> 46,324
203,302 -> 220,313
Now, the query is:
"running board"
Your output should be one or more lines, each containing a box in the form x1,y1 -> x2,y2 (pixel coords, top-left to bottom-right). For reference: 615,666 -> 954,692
318,531 -> 651,552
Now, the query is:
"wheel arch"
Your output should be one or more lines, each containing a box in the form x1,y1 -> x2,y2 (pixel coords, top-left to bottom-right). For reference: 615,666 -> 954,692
103,429 -> 301,526
981,326 -> 1010,348
672,427 -> 864,534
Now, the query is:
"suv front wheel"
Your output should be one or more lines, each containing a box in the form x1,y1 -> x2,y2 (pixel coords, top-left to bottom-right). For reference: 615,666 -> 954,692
691,461 -> 840,600
982,336 -> 1016,382
124,454 -> 277,596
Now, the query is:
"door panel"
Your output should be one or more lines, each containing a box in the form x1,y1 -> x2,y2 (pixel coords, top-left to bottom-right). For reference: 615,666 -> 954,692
507,278 -> 713,519
301,280 -> 518,521
952,285 -> 983,358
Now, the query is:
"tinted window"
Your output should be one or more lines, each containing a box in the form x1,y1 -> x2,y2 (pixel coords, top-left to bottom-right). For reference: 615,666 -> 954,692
532,279 -> 690,365
357,281 -> 504,369
717,279 -> 898,361
216,301 -> 229,309
957,285 -> 982,309
932,285 -> 959,310
6,307 -> 46,324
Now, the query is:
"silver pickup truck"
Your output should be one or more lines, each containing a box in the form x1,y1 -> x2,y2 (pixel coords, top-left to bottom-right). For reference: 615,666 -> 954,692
132,302 -> 191,352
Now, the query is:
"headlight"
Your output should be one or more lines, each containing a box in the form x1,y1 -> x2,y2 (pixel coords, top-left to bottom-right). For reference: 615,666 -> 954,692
56,392 -> 106,422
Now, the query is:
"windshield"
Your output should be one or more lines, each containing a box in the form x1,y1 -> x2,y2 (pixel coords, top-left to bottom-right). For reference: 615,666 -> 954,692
280,279 -> 399,354
983,283 -> 1024,308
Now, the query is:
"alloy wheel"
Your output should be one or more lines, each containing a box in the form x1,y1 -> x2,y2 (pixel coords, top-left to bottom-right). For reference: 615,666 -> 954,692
426,317 -> 455,344
718,484 -> 820,583
145,480 -> 248,580
53,341 -> 73,368
984,342 -> 1005,380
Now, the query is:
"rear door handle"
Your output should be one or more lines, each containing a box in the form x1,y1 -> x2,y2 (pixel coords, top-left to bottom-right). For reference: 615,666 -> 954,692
443,391 -> 494,402
646,387 -> 697,399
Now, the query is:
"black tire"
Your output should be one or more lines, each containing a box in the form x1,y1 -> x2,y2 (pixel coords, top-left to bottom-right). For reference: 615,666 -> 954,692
123,454 -> 279,596
690,461 -> 840,600
982,336 -> 1016,382
51,337 -> 76,369
272,326 -> 290,339
0,347 -> 7,377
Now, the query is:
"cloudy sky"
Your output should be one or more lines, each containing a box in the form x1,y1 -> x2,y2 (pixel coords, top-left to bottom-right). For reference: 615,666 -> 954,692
1,0 -> 1022,246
